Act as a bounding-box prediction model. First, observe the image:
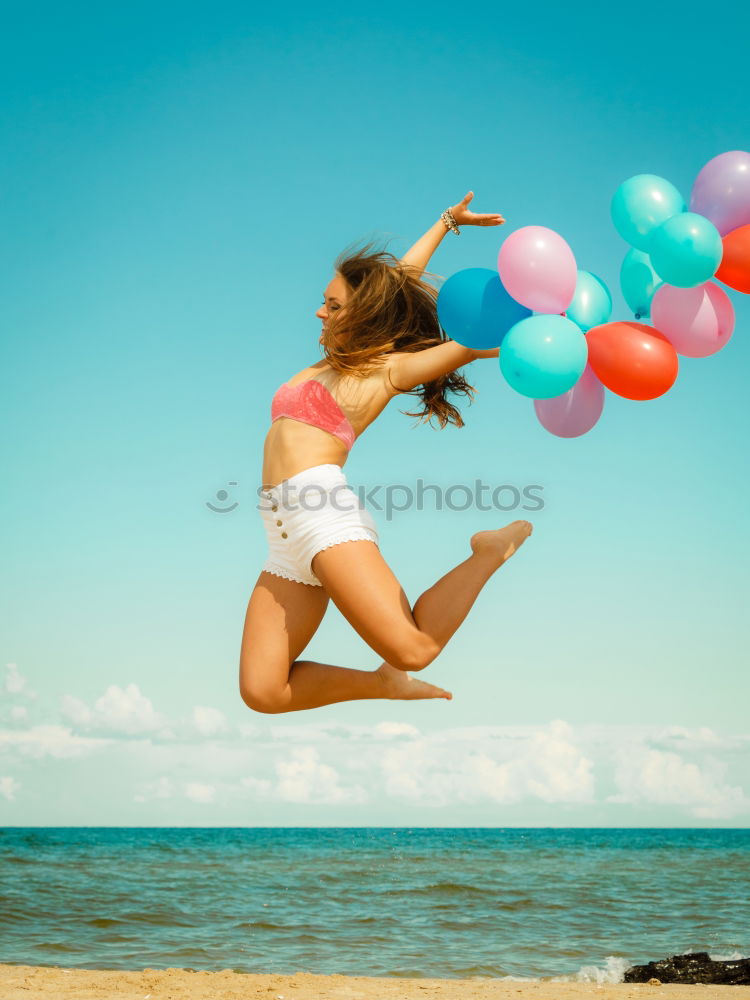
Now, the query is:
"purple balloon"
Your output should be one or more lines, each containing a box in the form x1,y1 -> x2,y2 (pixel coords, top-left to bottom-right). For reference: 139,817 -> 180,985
690,150 -> 750,236
533,363 -> 605,438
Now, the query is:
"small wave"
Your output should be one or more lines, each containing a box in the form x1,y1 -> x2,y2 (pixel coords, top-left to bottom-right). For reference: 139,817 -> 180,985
552,956 -> 632,984
118,911 -> 195,927
710,951 -> 749,961
386,882 -> 492,897
453,966 -> 533,979
386,967 -> 537,981
0,907 -> 43,924
233,921 -> 286,931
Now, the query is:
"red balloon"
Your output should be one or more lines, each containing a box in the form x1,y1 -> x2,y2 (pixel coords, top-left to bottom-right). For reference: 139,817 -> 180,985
715,224 -> 750,293
586,322 -> 679,401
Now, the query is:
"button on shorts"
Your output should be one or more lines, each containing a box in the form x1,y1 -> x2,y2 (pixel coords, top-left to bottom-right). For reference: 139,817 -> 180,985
258,463 -> 379,587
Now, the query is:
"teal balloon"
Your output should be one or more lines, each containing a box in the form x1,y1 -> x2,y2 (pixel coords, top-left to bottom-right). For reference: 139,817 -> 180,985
611,174 -> 686,251
566,270 -> 612,332
437,267 -> 531,349
620,248 -> 663,319
499,315 -> 588,399
648,212 -> 724,288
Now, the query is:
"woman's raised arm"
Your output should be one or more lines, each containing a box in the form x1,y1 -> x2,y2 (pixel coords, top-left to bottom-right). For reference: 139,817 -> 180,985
399,192 -> 506,277
399,218 -> 451,278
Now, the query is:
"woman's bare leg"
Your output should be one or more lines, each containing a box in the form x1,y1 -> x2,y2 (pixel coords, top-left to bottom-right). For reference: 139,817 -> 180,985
311,521 -> 534,672
240,521 -> 533,715
410,524 -> 534,652
279,658 -> 452,712
239,571 -> 452,714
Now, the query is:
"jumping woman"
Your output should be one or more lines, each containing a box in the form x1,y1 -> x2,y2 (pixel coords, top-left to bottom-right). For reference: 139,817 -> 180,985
240,192 -> 534,714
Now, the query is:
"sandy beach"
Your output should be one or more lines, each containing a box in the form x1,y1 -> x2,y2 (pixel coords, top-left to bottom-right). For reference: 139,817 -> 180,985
1,965 -> 749,1000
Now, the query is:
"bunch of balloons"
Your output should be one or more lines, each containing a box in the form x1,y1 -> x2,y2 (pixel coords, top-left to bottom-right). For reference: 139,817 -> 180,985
436,150 -> 750,437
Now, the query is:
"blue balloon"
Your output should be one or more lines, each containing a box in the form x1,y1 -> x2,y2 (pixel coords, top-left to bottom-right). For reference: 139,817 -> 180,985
611,174 -> 686,251
437,268 -> 531,350
499,315 -> 588,399
648,212 -> 724,288
566,270 -> 612,332
620,248 -> 663,319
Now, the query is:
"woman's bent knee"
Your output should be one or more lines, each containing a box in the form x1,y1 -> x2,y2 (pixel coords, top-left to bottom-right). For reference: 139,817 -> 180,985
239,680 -> 288,715
389,634 -> 440,672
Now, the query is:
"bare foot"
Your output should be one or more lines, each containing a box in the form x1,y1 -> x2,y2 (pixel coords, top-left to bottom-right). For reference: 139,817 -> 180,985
470,520 -> 533,567
375,662 -> 453,701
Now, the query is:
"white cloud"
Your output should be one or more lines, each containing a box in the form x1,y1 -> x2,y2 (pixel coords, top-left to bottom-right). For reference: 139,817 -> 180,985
464,752 -> 515,802
61,695 -> 93,727
380,720 -> 595,807
522,720 -> 596,803
374,721 -> 421,739
267,720 -> 422,744
651,726 -> 739,753
0,725 -> 110,760
242,746 -> 367,804
241,775 -> 273,796
276,747 -> 367,804
185,782 -> 215,804
60,688 -> 236,744
608,746 -> 748,819
61,684 -> 166,737
192,706 -> 227,738
381,743 -> 431,800
238,723 -> 261,739
0,776 -> 21,801
2,663 -> 35,699
92,684 -> 164,734
2,699 -> 747,823
3,664 -> 25,695
134,776 -> 174,803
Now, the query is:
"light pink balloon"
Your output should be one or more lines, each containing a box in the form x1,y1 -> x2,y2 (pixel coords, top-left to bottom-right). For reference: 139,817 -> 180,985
498,226 -> 577,313
650,282 -> 735,358
533,363 -> 605,438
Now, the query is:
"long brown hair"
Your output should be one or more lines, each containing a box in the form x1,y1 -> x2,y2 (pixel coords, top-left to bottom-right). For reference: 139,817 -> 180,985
321,241 -> 476,429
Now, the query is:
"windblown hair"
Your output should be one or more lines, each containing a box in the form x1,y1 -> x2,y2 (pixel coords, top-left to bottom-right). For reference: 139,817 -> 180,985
321,241 -> 476,429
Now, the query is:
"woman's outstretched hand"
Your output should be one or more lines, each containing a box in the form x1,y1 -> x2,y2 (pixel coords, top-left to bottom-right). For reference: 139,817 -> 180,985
450,191 -> 505,227
400,192 -> 505,275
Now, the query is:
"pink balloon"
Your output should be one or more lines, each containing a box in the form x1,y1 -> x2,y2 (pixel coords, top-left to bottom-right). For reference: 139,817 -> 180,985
533,363 -> 605,438
498,226 -> 577,313
650,282 -> 735,358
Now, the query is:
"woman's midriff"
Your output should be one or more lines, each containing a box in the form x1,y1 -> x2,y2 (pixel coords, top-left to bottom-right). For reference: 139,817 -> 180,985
261,418 -> 350,491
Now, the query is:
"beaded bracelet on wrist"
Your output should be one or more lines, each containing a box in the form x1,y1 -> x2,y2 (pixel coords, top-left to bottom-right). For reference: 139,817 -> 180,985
441,208 -> 460,235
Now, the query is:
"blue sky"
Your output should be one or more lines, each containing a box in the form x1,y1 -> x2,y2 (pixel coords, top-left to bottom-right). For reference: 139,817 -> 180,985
1,0 -> 748,826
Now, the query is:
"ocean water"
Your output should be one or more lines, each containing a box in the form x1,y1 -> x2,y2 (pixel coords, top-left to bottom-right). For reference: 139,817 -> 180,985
0,827 -> 748,980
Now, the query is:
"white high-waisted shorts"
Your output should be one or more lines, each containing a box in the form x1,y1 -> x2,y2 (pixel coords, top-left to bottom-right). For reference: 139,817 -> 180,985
259,463 -> 379,587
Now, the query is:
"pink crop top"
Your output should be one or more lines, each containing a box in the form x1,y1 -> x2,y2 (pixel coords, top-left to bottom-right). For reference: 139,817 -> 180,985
270,378 -> 356,451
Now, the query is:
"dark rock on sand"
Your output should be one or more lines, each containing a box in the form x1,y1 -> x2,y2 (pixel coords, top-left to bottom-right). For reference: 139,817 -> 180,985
624,952 -> 750,985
